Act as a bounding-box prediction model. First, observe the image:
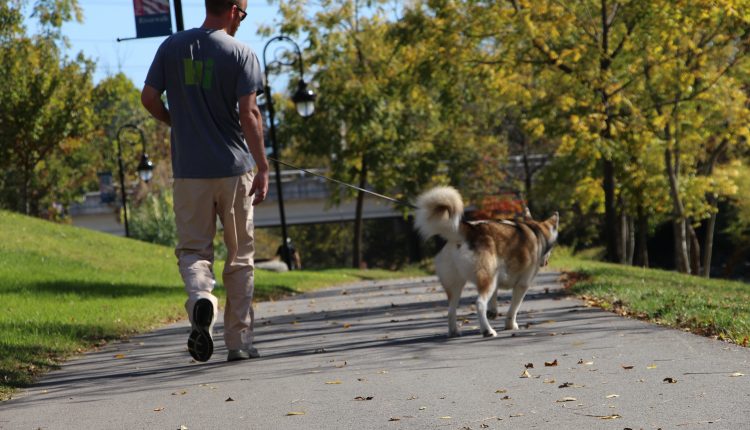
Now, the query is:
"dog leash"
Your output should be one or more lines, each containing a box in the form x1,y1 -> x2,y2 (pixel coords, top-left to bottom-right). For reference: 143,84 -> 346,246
267,157 -> 418,209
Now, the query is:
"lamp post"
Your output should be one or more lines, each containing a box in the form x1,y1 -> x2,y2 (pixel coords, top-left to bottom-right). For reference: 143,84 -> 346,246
116,124 -> 154,237
263,35 -> 316,270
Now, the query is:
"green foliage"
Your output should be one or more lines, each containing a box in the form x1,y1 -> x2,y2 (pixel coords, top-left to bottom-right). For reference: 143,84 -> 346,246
0,0 -> 95,216
129,189 -> 177,247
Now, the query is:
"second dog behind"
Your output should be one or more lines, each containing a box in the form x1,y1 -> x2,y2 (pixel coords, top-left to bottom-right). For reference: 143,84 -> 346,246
414,186 -> 559,337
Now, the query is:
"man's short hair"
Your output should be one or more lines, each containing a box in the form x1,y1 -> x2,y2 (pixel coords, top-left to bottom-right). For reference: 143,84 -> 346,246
205,0 -> 239,16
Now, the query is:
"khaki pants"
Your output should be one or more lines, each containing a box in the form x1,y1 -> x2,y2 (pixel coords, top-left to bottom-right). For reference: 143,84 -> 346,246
173,172 -> 256,351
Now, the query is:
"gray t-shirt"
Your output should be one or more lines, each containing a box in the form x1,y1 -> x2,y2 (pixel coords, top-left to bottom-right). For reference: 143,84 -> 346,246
145,28 -> 264,178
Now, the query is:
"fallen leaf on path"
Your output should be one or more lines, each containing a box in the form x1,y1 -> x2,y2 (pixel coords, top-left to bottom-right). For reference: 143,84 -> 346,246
354,396 -> 374,401
663,377 -> 677,383
556,397 -> 577,402
730,372 -> 744,377
598,414 -> 621,420
605,394 -> 619,399
501,395 -> 511,400
171,390 -> 187,396
520,370 -> 531,378
439,416 -> 451,419
225,397 -> 234,402
647,364 -> 657,369
388,417 -> 400,421
419,406 -> 426,410
325,380 -> 342,385
545,359 -> 558,367
509,413 -> 524,417
178,425 -> 188,430
543,379 -> 556,384
524,363 -> 534,369
621,365 -> 634,370
343,323 -> 352,329
407,395 -> 418,400
287,411 -> 305,416
113,354 -> 126,359
378,370 -> 389,374
153,407 -> 165,412
495,389 -> 507,394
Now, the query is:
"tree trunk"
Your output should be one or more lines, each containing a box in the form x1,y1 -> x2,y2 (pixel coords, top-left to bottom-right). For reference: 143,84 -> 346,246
702,200 -> 717,278
603,159 -> 619,262
521,136 -> 534,214
352,155 -> 368,269
634,204 -> 649,267
665,147 -> 691,273
626,215 -> 635,265
687,222 -> 701,276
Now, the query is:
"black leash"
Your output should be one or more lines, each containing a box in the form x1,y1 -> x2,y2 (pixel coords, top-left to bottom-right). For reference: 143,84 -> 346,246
267,157 -> 418,209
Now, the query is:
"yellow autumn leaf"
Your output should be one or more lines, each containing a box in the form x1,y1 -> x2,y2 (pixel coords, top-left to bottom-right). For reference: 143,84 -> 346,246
325,380 -> 343,385
286,411 -> 305,416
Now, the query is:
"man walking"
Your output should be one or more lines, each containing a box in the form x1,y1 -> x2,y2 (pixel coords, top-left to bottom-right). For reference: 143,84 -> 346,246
141,0 -> 268,362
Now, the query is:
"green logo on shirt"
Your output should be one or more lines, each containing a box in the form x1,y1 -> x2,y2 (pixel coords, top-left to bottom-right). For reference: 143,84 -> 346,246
183,58 -> 214,89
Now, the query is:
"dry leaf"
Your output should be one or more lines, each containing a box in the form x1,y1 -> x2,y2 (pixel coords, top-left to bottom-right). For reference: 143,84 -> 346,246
520,370 -> 531,378
225,397 -> 234,402
354,396 -> 373,401
286,412 -> 305,416
153,407 -> 165,412
663,377 -> 677,384
343,323 -> 352,329
114,354 -> 126,359
171,390 -> 188,396
599,414 -> 621,420
388,417 -> 400,421
179,426 -> 188,430
647,364 -> 657,369
495,389 -> 508,394
730,372 -> 744,377
605,394 -> 619,399
419,406 -> 426,410
325,380 -> 342,385
621,365 -> 634,370
509,413 -> 524,417
501,395 -> 511,400
557,397 -> 577,402
558,382 -> 573,388
439,416 -> 452,419
544,359 -> 558,367
524,363 -> 534,369
543,379 -> 556,384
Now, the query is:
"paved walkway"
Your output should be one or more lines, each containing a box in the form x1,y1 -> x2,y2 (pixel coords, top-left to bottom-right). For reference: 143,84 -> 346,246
1,272 -> 749,429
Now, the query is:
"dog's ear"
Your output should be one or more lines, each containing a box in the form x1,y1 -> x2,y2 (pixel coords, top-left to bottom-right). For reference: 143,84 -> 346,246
523,206 -> 532,220
547,212 -> 559,230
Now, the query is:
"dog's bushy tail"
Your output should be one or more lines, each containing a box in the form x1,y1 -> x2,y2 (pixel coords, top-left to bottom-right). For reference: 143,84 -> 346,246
414,186 -> 464,242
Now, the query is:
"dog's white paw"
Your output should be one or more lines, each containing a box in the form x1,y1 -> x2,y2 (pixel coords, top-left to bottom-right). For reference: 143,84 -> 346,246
482,329 -> 497,338
505,321 -> 519,330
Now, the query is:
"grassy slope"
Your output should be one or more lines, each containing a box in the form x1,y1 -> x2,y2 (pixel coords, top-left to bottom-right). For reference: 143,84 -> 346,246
550,248 -> 750,345
0,210 -> 425,400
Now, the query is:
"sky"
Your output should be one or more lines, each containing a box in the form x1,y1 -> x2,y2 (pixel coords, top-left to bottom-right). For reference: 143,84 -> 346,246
25,0 -> 286,88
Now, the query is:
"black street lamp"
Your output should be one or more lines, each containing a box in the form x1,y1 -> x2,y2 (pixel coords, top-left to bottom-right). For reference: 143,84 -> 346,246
263,35 -> 316,269
116,124 -> 154,237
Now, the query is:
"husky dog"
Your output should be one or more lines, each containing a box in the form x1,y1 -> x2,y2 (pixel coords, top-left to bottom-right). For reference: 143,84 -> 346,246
415,186 -> 559,337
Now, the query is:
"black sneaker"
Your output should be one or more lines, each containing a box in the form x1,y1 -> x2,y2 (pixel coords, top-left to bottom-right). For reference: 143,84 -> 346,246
187,298 -> 215,362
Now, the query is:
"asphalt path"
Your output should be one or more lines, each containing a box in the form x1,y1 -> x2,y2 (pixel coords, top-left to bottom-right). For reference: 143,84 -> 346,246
1,272 -> 749,429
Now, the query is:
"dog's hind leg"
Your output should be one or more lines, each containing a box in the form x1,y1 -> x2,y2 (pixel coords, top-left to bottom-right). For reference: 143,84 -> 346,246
505,283 -> 530,330
436,248 -> 465,337
476,275 -> 498,338
487,286 -> 499,319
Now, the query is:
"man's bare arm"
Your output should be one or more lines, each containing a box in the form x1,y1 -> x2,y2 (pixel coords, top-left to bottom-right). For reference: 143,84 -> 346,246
239,92 -> 269,205
141,85 -> 171,126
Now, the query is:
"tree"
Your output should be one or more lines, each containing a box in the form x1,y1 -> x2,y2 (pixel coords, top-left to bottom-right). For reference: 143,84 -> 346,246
0,0 -> 96,216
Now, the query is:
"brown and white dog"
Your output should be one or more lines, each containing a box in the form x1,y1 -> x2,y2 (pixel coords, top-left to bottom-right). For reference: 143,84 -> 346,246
415,186 -> 559,337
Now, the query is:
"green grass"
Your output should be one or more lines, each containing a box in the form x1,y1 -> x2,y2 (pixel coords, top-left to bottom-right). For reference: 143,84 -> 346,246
550,247 -> 750,346
0,210 -> 426,401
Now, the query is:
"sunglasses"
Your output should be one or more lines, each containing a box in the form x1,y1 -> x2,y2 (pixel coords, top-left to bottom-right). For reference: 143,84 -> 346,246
234,3 -> 247,21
